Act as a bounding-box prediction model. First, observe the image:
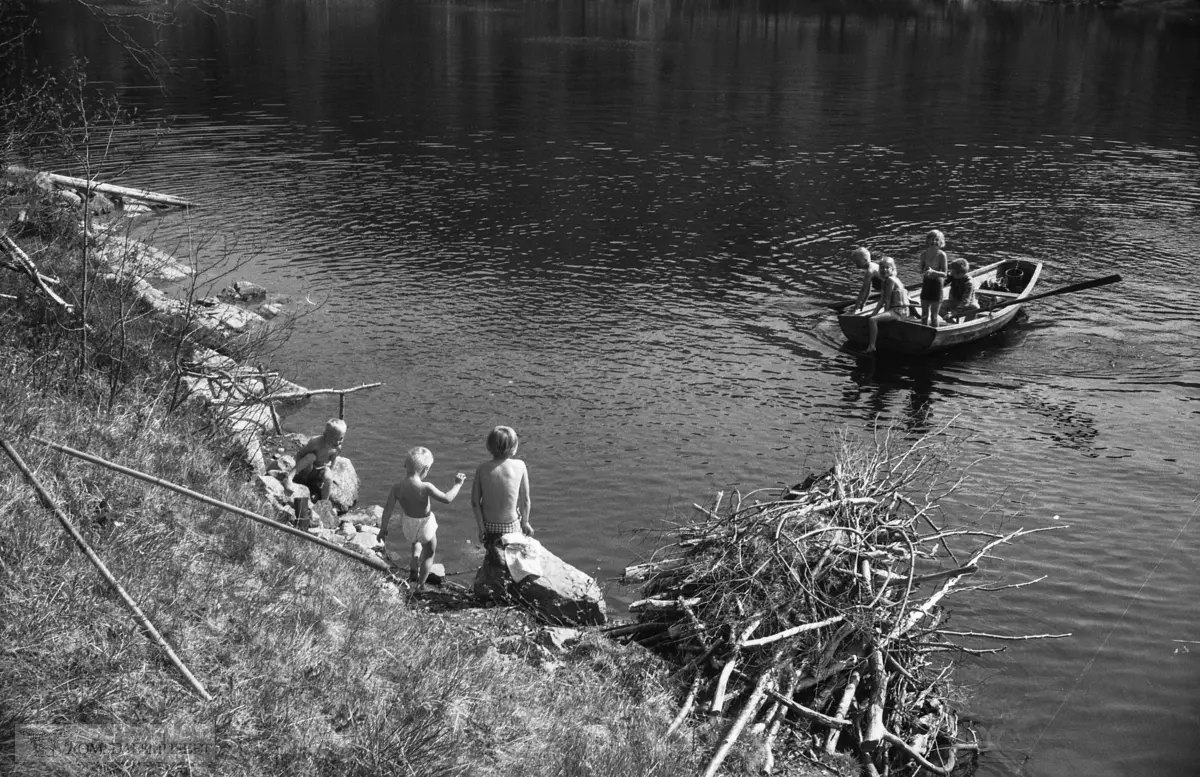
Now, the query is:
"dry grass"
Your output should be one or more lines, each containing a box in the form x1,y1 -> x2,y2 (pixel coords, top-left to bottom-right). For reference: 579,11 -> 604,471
0,180 -> 707,777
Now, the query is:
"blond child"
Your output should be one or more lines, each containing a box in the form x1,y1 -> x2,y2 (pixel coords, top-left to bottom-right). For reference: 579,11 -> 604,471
285,418 -> 346,523
379,446 -> 466,589
471,426 -> 532,545
864,256 -> 912,354
943,258 -> 980,323
918,229 -> 949,328
851,246 -> 881,311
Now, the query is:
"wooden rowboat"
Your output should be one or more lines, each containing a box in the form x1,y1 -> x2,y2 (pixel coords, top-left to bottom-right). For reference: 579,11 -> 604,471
838,259 -> 1043,355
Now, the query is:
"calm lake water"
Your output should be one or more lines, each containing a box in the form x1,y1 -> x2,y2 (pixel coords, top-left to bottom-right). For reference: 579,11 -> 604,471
27,0 -> 1200,773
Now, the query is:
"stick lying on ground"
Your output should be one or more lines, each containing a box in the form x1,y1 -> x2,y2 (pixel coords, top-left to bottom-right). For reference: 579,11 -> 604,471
31,435 -> 392,574
1,438 -> 213,701
1,233 -> 74,311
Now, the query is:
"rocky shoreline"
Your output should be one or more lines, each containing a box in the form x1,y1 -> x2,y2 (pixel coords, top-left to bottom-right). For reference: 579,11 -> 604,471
12,166 -> 611,628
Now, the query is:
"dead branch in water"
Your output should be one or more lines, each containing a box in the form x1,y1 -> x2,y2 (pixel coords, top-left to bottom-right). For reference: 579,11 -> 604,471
613,425 -> 1067,776
260,382 -> 384,402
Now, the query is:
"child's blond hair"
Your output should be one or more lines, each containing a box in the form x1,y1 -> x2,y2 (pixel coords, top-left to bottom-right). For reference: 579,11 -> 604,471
879,256 -> 897,275
405,446 -> 433,475
323,418 -> 347,438
850,246 -> 871,266
486,426 -> 519,458
949,258 -> 970,275
926,229 -> 946,248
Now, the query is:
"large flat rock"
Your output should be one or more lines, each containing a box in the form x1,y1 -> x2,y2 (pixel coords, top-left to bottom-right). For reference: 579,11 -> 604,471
474,535 -> 606,627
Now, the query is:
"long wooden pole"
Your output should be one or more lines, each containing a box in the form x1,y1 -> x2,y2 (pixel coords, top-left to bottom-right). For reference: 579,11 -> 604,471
1,438 -> 213,701
30,435 -> 392,574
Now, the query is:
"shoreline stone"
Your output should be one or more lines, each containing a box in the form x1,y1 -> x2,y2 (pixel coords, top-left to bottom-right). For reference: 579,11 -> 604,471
474,535 -> 607,627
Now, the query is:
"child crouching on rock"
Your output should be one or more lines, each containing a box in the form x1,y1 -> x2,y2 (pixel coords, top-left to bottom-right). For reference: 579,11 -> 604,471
284,418 -> 346,525
379,446 -> 465,590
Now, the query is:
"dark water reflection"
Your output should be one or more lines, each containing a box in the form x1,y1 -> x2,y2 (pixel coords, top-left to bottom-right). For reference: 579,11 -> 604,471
24,0 -> 1200,774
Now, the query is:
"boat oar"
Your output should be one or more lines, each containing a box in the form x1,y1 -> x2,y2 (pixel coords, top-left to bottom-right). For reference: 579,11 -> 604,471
989,274 -> 1122,311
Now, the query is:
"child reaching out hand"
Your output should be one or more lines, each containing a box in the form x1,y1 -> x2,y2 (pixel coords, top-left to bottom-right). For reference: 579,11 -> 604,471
379,446 -> 466,590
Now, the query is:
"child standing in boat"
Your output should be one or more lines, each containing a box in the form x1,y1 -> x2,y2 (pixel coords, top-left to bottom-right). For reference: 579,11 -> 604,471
918,229 -> 949,328
864,256 -> 912,354
379,446 -> 466,590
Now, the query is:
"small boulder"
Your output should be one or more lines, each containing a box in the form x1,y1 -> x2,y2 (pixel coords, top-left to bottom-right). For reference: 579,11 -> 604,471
341,505 -> 383,528
256,474 -> 288,503
311,500 -> 339,529
258,302 -> 282,320
327,457 -> 359,514
221,280 -> 267,302
339,521 -> 356,538
473,536 -> 606,626
349,531 -> 382,552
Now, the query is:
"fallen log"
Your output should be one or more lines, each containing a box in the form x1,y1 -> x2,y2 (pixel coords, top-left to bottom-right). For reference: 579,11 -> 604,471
6,164 -> 193,208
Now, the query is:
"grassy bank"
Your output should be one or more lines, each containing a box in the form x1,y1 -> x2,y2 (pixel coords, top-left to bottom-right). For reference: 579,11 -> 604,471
0,180 -> 729,776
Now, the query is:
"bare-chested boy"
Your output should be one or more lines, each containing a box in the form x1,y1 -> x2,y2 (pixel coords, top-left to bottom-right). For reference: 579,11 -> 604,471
285,418 -> 346,523
471,425 -> 532,545
851,246 -> 881,311
379,446 -> 465,589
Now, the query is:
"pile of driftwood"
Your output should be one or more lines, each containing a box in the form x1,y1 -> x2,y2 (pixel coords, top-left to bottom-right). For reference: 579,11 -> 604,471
613,429 -> 1066,777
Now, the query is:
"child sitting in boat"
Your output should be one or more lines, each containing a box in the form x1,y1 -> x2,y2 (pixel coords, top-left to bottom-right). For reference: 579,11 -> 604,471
864,256 -> 912,354
918,229 -> 949,328
851,246 -> 881,311
943,258 -> 980,323
379,446 -> 466,590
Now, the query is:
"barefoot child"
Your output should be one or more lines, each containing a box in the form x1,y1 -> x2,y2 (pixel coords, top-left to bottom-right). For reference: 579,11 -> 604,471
851,246 -> 882,311
285,418 -> 346,524
471,426 -> 532,545
379,447 -> 466,589
918,229 -> 949,328
864,256 -> 912,354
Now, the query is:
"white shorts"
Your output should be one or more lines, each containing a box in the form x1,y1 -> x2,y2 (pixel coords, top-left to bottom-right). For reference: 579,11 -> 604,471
401,513 -> 437,544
